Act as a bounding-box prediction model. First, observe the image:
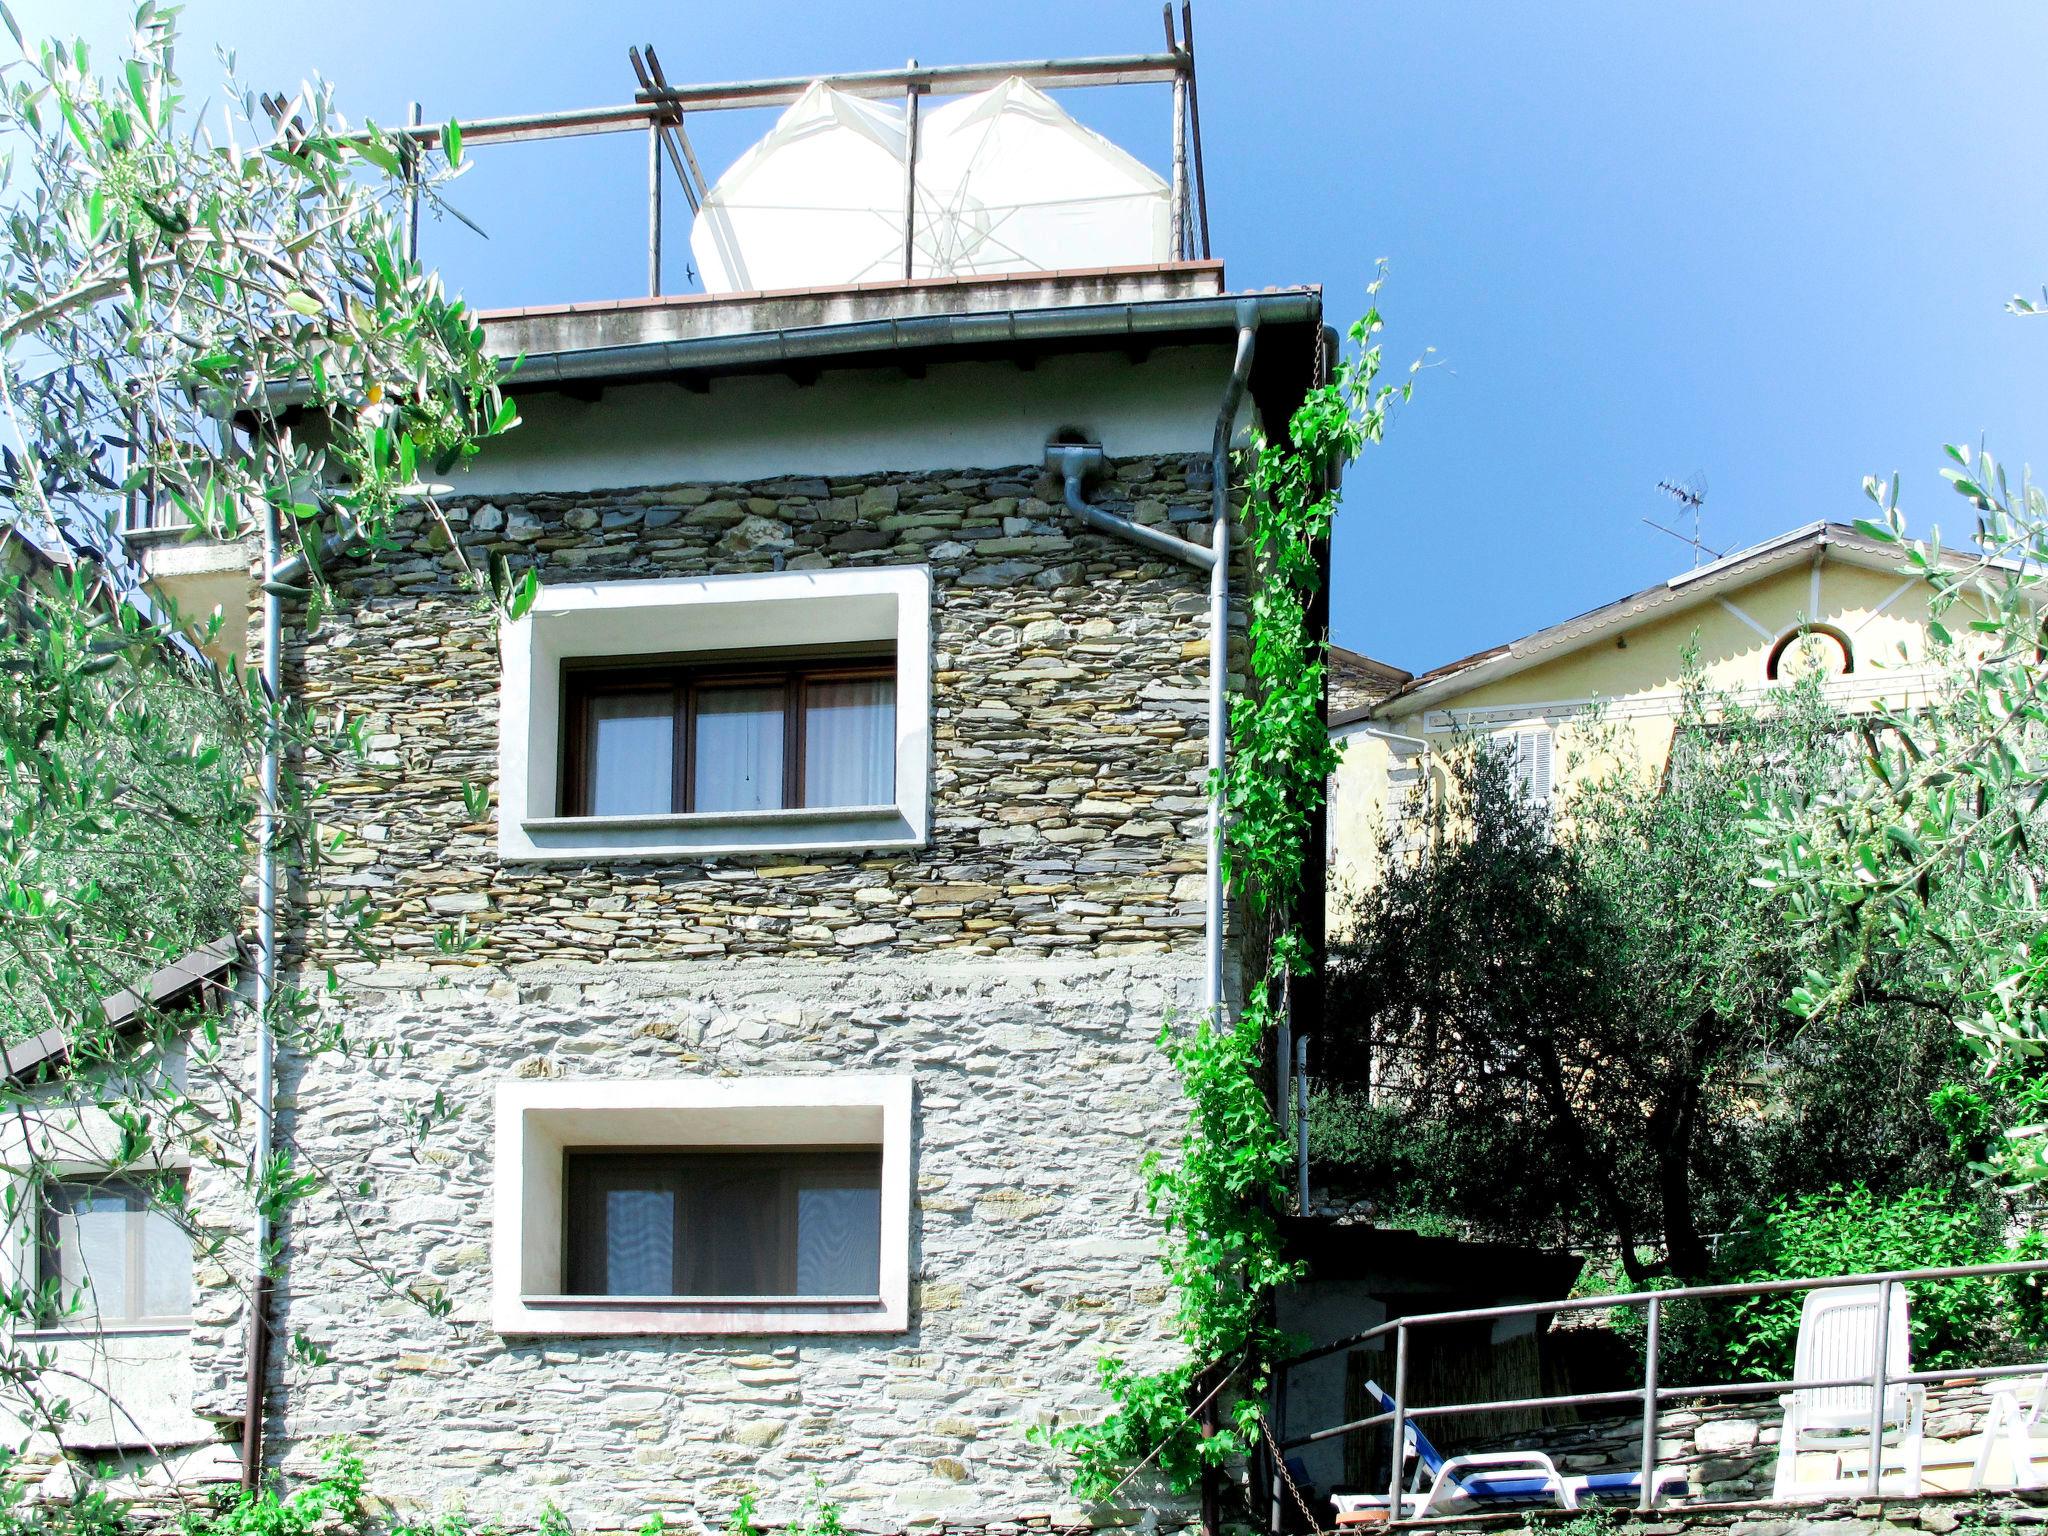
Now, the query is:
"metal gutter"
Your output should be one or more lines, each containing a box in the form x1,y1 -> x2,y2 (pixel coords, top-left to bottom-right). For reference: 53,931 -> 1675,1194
502,291 -> 1318,389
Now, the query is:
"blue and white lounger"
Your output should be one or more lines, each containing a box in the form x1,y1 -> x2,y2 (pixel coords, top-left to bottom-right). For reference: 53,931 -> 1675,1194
1329,1380 -> 1689,1519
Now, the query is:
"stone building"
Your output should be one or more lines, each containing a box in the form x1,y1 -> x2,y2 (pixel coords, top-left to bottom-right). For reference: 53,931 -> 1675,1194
82,205 -> 1333,1534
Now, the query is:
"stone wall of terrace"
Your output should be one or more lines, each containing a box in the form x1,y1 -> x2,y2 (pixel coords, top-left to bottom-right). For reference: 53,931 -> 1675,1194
1451,1377 -> 2046,1504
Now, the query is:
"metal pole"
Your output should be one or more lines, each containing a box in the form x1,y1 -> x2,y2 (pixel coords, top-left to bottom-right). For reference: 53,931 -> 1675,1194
1388,1323 -> 1410,1518
1866,1278 -> 1891,1494
1182,1 -> 1212,259
1271,1360 -> 1287,1536
647,122 -> 662,297
1295,1032 -> 1310,1213
404,101 -> 422,263
125,397 -> 141,534
1638,1297 -> 1661,1510
901,61 -> 921,280
1169,70 -> 1188,262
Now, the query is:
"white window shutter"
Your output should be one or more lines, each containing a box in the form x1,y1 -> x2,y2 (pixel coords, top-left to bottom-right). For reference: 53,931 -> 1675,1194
1511,726 -> 1553,806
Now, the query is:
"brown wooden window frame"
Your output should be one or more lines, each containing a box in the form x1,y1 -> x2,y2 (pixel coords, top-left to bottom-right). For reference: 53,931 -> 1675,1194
561,1146 -> 885,1300
36,1174 -> 192,1328
559,644 -> 895,818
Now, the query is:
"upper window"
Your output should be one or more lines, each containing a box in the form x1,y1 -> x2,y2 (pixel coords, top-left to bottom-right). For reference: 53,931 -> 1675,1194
499,568 -> 931,862
563,652 -> 895,818
38,1177 -> 192,1328
565,1148 -> 883,1299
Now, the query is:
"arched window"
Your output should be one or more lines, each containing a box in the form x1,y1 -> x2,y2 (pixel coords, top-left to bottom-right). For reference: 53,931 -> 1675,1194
1766,623 -> 1853,681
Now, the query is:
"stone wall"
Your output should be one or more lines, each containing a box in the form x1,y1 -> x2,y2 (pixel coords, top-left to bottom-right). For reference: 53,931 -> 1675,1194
286,456 -> 1239,968
1460,1378 -> 2040,1504
1429,1490 -> 2048,1536
225,458 -> 1240,1532
261,957 -> 1199,1533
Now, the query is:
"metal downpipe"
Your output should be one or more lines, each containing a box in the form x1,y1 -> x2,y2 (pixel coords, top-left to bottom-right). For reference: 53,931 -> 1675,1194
1206,313 -> 1258,1020
241,505 -> 282,1491
1043,309 -> 1256,1026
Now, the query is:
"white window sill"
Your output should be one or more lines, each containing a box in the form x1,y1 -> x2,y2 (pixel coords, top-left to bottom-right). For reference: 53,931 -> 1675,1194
503,1294 -> 900,1337
20,1320 -> 193,1341
509,804 -> 921,862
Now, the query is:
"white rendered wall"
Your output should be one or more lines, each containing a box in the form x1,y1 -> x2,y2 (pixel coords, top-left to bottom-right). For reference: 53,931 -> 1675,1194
454,343 -> 1237,496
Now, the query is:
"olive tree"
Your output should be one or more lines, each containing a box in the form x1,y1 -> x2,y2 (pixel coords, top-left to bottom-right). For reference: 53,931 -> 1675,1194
1752,294 -> 2048,1183
1324,665 -> 1966,1278
0,0 -> 515,1491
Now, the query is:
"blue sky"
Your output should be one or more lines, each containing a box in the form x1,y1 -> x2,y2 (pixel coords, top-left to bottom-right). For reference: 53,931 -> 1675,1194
24,1 -> 2048,671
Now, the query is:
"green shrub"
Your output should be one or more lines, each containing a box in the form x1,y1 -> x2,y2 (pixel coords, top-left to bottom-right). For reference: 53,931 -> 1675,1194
183,1445 -> 366,1536
0,1489 -> 129,1536
1589,1186 -> 2048,1383
1711,1185 -> 2035,1376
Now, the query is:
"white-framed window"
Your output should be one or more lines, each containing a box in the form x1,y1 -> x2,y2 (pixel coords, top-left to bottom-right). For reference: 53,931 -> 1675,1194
35,1174 -> 192,1331
498,567 -> 931,862
492,1075 -> 914,1337
1508,725 -> 1553,808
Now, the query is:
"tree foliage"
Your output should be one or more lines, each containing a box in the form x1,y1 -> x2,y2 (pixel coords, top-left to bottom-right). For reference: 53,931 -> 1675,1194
0,1 -> 514,1488
1753,401 -> 2048,1179
1325,663 -> 1975,1279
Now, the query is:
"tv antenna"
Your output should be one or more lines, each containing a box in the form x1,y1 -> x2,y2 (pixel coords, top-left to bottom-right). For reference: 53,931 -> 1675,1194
1643,475 -> 1720,567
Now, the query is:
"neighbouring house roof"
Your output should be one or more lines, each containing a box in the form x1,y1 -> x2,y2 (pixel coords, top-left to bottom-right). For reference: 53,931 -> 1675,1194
3,935 -> 240,1083
1327,646 -> 1412,720
0,522 -> 77,576
1365,520 -> 1959,720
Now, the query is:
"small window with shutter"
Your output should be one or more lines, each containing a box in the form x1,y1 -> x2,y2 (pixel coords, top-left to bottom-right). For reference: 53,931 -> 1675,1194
1509,725 -> 1554,808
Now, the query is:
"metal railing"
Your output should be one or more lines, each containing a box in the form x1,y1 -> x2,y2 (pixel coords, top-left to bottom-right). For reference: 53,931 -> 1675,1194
356,6 -> 1213,303
1272,1257 -> 2048,1528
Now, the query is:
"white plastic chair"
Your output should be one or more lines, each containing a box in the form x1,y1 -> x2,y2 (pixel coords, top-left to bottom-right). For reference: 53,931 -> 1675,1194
1772,1284 -> 1926,1499
1971,1376 -> 2048,1490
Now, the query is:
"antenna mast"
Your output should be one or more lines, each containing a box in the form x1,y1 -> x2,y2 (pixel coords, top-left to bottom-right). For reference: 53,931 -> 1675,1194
1644,475 -> 1719,567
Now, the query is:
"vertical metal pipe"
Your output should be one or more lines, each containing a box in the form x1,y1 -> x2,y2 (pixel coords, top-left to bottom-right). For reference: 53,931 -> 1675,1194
1638,1297 -> 1661,1510
240,501 -> 283,1491
1205,316 -> 1257,1022
1866,1278 -> 1892,1494
1388,1323 -> 1410,1518
1295,1032 -> 1310,1213
1169,71 -> 1188,262
403,100 -> 422,264
1270,1358 -> 1288,1536
901,63 -> 921,280
647,121 -> 663,298
1182,0 -> 1212,259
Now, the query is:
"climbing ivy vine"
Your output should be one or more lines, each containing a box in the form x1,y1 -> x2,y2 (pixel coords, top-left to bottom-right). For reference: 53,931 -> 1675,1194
1043,272 -> 1415,1501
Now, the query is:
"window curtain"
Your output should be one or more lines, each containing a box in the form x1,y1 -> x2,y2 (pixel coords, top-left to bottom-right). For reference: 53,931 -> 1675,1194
796,1181 -> 883,1295
588,693 -> 674,815
694,686 -> 785,812
42,1179 -> 190,1322
805,678 -> 895,807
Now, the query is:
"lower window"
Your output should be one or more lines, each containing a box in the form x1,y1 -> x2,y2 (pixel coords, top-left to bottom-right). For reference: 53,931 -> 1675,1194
565,1149 -> 883,1298
38,1177 -> 192,1327
493,1075 -> 913,1336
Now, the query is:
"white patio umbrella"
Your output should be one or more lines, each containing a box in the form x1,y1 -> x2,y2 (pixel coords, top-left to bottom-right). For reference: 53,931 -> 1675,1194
690,76 -> 1171,294
690,80 -> 911,294
913,77 -> 1170,278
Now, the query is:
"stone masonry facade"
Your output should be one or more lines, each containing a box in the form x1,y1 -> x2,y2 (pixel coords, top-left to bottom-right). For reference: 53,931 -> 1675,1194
206,456 -> 1241,1533
285,455 -> 1238,969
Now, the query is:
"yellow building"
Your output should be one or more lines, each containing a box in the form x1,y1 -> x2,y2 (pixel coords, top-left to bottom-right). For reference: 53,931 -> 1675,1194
1328,520 -> 1972,906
